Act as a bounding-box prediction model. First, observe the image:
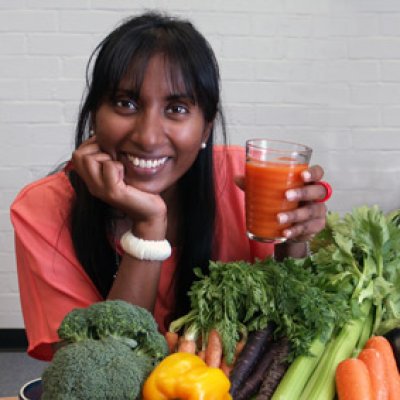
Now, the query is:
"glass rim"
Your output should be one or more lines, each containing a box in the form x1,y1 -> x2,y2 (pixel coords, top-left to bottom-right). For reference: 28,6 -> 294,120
246,138 -> 312,154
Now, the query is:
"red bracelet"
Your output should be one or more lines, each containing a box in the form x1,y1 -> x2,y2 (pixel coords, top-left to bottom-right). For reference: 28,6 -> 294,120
315,181 -> 333,203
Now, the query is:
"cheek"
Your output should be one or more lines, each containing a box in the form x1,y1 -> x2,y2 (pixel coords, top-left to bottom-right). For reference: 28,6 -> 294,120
95,114 -> 128,150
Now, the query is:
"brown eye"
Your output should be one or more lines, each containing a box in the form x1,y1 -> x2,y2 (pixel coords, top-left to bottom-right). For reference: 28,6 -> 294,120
114,98 -> 137,113
166,104 -> 189,115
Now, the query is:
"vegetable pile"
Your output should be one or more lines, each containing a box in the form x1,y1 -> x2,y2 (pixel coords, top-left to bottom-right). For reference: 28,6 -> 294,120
166,205 -> 400,400
166,255 -> 350,398
41,300 -> 168,400
272,205 -> 400,400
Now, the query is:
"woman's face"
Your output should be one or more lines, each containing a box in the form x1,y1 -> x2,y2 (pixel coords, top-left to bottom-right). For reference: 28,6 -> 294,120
93,54 -> 211,197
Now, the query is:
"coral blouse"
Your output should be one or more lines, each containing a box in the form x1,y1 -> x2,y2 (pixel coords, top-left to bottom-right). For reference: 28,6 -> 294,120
10,146 -> 273,361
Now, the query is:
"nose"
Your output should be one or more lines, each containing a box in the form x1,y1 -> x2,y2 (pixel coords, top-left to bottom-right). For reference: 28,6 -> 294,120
132,108 -> 166,150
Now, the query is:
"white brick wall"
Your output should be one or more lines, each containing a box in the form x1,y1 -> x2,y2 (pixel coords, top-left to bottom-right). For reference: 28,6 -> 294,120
1,0 -> 399,328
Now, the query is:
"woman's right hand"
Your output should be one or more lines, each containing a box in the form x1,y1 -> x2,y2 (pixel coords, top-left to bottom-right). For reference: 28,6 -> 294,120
71,136 -> 167,239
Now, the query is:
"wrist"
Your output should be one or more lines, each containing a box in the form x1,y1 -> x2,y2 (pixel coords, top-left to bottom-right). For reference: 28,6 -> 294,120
130,216 -> 167,241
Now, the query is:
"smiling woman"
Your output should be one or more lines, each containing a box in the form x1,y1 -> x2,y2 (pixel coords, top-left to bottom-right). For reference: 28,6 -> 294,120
9,11 -> 329,362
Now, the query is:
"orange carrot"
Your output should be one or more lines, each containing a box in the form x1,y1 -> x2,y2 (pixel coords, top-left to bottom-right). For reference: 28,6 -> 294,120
234,338 -> 246,360
364,336 -> 400,400
205,329 -> 223,368
177,338 -> 196,354
220,357 -> 233,377
358,348 -> 389,400
197,349 -> 206,361
165,331 -> 179,354
335,358 -> 374,400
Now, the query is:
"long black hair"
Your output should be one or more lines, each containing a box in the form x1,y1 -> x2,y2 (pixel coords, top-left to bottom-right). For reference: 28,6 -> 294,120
69,12 -> 226,320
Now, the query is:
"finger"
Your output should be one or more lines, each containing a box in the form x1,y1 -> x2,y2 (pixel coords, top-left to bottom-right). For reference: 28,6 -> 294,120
278,203 -> 327,225
301,164 -> 324,183
283,217 -> 326,241
101,160 -> 124,191
234,175 -> 245,191
285,182 -> 328,203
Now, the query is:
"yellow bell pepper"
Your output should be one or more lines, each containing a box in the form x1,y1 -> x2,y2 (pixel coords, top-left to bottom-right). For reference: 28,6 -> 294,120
142,352 -> 232,400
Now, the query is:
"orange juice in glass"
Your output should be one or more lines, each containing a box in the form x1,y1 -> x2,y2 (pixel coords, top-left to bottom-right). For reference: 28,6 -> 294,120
245,139 -> 312,243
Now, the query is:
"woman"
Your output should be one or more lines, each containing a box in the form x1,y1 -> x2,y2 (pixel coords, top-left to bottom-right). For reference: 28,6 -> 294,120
10,12 -> 329,361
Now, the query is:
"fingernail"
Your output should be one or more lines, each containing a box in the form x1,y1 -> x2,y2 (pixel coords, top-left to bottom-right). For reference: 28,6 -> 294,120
283,229 -> 292,238
286,190 -> 297,201
277,213 -> 288,224
302,170 -> 312,182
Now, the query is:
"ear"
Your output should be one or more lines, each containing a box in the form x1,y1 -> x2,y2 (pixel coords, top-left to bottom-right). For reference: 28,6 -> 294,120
202,121 -> 213,145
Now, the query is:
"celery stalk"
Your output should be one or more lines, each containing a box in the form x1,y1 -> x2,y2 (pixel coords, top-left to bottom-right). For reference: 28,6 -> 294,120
355,310 -> 373,354
298,301 -> 371,400
271,336 -> 326,400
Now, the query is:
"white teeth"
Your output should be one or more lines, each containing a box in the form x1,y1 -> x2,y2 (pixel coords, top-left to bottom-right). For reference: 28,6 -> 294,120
127,155 -> 168,169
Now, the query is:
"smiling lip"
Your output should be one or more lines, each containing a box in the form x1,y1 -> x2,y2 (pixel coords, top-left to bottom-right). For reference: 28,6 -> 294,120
126,154 -> 168,169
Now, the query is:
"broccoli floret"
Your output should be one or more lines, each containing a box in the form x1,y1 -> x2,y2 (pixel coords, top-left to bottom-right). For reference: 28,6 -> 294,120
57,307 -> 91,343
41,337 -> 153,400
57,300 -> 168,361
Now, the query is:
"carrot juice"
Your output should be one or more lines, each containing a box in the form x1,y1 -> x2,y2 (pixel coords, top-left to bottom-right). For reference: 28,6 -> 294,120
245,139 -> 312,242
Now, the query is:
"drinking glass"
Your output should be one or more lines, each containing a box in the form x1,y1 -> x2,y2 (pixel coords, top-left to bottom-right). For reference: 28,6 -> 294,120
245,139 -> 312,243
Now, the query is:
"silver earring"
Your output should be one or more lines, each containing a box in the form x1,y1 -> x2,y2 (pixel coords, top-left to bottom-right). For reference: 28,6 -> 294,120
89,129 -> 95,137
201,142 -> 207,149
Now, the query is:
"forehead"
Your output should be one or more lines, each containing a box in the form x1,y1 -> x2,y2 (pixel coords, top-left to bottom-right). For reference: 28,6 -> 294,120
118,54 -> 191,97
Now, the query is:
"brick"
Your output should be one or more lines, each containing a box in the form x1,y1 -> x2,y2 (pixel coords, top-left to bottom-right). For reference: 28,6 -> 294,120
284,0 -> 329,14
0,190 -> 21,210
91,0 -> 153,8
0,80 -> 27,100
286,38 -> 347,60
213,0 -> 284,12
0,34 -> 25,54
62,57 -> 87,79
222,37 -> 285,59
0,56 -> 60,78
255,105 -> 309,125
0,254 -> 17,273
224,81 -> 286,103
28,79 -> 85,101
59,11 -> 121,33
0,312 -> 24,329
224,104 -> 256,125
0,0 -> 24,8
0,11 -> 57,32
349,38 -> 400,59
0,102 -> 62,123
0,272 -> 19,293
28,34 -> 95,56
0,294 -> 22,313
255,61 -> 312,82
27,0 -> 90,8
313,16 -> 379,37
0,168 -> 33,189
192,13 -> 251,36
220,59 -> 255,81
312,61 -> 379,82
356,0 -> 400,13
286,83 -> 350,105
381,61 -> 400,81
383,107 -> 400,126
309,107 -> 380,128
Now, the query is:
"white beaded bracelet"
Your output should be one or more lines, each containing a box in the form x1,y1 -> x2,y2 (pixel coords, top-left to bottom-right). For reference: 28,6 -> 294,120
120,230 -> 172,261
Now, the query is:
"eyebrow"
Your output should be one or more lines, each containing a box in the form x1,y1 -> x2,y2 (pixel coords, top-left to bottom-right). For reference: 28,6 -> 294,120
115,88 -> 196,104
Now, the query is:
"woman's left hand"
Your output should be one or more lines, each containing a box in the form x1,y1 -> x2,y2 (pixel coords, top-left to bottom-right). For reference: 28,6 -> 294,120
235,164 -> 330,242
276,164 -> 328,242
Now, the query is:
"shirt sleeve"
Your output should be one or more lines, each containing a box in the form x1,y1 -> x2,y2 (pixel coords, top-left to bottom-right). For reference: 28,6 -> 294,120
10,173 -> 101,361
